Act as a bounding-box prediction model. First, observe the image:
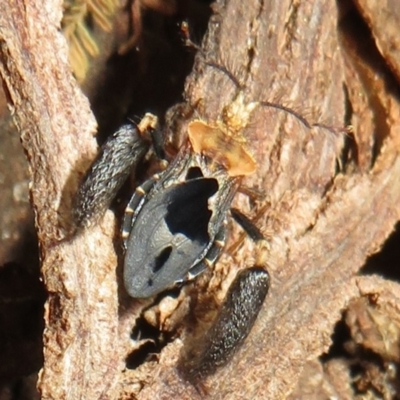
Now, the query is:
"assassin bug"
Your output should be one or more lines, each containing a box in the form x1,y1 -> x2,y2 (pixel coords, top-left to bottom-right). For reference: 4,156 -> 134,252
121,116 -> 260,298
72,101 -> 271,380
72,58 -> 335,381
73,96 -> 268,299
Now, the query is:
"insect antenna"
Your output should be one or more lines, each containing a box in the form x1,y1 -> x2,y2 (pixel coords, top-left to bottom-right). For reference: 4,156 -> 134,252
258,100 -> 312,129
203,61 -> 348,136
203,61 -> 244,90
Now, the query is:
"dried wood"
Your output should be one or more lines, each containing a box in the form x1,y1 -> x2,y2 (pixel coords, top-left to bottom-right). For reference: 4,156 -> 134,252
0,0 -> 400,399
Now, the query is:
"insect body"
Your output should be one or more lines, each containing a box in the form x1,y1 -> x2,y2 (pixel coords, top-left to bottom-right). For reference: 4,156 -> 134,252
73,102 -> 270,381
122,141 -> 237,298
120,114 -> 263,297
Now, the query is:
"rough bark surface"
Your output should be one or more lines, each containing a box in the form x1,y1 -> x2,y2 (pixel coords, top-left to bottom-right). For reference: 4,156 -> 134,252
0,0 -> 399,399
0,1 -> 120,399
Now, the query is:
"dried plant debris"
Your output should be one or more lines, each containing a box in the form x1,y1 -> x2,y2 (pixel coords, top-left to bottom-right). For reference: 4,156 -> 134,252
61,0 -> 189,81
290,294 -> 400,400
346,297 -> 400,363
344,296 -> 400,399
62,0 -> 119,81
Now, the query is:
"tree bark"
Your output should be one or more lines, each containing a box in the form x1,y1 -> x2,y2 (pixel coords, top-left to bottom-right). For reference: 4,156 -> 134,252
0,0 -> 400,399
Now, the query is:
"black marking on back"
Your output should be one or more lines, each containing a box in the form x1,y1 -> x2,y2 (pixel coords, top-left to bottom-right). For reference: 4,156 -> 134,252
165,178 -> 219,243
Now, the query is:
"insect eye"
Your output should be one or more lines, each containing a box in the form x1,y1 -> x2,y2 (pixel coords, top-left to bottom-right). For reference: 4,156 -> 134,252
153,246 -> 173,273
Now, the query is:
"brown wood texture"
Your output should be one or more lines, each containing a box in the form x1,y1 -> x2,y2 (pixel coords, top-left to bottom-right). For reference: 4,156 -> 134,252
1,0 -> 400,399
0,1 -> 120,399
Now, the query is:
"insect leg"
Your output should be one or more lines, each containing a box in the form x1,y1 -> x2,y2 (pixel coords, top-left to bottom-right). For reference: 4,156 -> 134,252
179,267 -> 269,383
230,208 -> 264,242
230,207 -> 271,270
179,209 -> 270,383
73,114 -> 158,231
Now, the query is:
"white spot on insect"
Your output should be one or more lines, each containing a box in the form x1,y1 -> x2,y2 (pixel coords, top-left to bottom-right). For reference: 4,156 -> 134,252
135,186 -> 146,195
204,258 -> 213,268
214,239 -> 225,248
